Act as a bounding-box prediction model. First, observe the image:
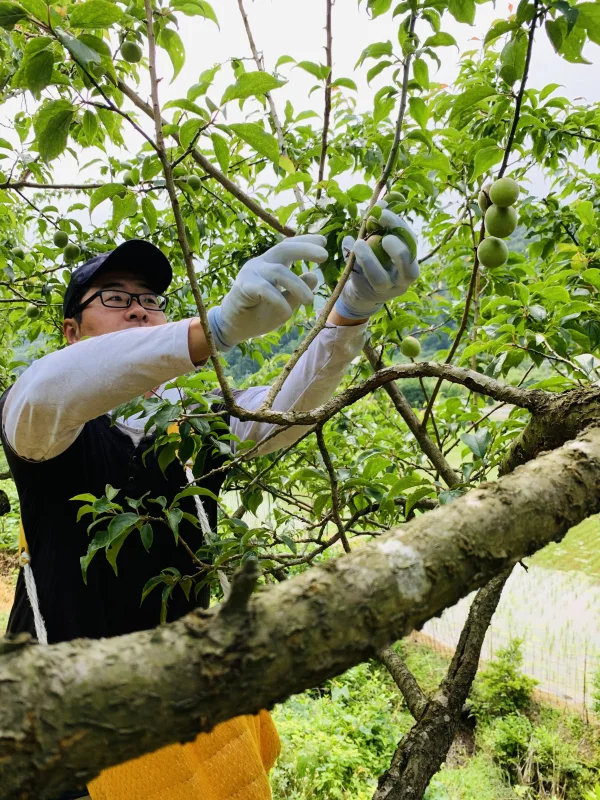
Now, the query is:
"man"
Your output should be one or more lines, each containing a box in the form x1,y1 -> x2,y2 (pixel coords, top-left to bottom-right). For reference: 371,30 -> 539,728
0,211 -> 418,799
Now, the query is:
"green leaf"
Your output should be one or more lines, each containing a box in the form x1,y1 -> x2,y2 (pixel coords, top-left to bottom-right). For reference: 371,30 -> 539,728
413,58 -> 429,89
164,98 -> 205,116
330,77 -> 358,91
221,71 -> 285,104
276,55 -> 295,69
470,145 -> 503,181
0,2 -> 27,29
449,86 -> 497,126
18,0 -> 46,19
71,492 -> 98,503
449,0 -> 475,25
140,575 -> 165,605
112,193 -> 137,228
499,36 -> 528,85
82,109 -> 98,143
211,132 -> 229,174
578,2 -> 600,45
462,428 -> 492,458
139,523 -> 153,552
180,117 -> 204,149
484,19 -> 519,46
405,485 -> 436,517
355,41 -> 393,68
366,60 -> 392,84
142,196 -> 157,232
106,530 -> 130,576
90,183 -> 126,214
159,28 -> 185,82
423,32 -> 458,47
546,17 -> 591,63
14,37 -> 54,94
229,123 -> 279,163
171,0 -> 218,25
573,199 -> 595,227
172,485 -> 219,504
409,96 -> 429,129
107,512 -> 138,544
276,171 -> 312,191
70,0 -> 123,27
280,534 -> 297,555
33,99 -> 77,162
295,60 -> 329,80
167,508 -> 183,543
56,28 -> 102,67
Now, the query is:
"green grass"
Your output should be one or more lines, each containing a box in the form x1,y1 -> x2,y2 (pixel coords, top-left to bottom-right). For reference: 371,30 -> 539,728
530,515 -> 600,580
0,610 -> 7,635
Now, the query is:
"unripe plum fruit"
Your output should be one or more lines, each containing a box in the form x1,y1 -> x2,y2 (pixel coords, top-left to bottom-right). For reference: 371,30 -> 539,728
64,243 -> 81,262
121,41 -> 143,64
400,336 -> 421,358
485,205 -> 517,238
489,177 -> 519,208
477,236 -> 508,268
53,230 -> 69,248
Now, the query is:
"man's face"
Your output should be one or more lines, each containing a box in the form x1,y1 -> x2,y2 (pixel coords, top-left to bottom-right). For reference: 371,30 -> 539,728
63,268 -> 168,344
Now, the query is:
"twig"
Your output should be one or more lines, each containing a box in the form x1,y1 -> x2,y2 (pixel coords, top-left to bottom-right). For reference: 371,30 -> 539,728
236,0 -> 304,209
142,0 -> 236,409
316,0 -> 333,200
115,78 -> 296,237
498,0 -> 539,177
258,9 -> 418,413
315,425 -> 351,553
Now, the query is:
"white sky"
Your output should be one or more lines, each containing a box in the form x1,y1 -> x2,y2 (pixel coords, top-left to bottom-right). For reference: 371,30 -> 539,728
2,0 -> 599,231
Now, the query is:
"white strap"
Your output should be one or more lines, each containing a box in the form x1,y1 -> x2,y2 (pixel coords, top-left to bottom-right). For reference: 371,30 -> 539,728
19,551 -> 48,645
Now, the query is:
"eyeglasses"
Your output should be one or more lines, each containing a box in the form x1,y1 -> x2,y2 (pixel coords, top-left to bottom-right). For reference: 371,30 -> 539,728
71,289 -> 169,316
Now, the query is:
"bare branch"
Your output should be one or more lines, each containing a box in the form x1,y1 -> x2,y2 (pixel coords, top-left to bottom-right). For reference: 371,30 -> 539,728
316,0 -> 333,200
315,425 -> 351,553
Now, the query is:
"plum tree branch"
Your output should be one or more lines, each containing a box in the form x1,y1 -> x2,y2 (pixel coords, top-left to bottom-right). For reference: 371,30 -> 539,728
378,646 -> 427,720
363,342 -> 460,487
114,78 -> 296,237
3,426 -> 600,797
315,424 -> 351,553
316,0 -> 333,200
236,0 -> 304,209
142,0 -> 236,410
257,9 -> 418,413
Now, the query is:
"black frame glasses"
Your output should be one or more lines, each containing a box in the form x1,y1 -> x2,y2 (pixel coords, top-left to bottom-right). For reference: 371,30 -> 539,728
71,289 -> 169,316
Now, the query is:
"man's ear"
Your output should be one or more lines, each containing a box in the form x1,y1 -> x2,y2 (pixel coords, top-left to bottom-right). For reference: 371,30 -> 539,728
63,318 -> 80,345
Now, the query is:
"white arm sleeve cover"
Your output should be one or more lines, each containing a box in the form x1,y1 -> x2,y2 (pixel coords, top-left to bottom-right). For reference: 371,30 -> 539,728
230,322 -> 368,457
2,320 -> 195,461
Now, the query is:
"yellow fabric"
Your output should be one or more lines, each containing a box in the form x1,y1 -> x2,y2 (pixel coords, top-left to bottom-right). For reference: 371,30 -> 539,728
87,710 -> 281,800
18,517 -> 28,555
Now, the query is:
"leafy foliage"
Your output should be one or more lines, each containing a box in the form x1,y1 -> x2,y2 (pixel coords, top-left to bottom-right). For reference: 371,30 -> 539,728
469,639 -> 538,721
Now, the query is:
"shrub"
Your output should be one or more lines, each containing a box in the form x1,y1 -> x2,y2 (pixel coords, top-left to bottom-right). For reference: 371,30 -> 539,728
469,639 -> 538,721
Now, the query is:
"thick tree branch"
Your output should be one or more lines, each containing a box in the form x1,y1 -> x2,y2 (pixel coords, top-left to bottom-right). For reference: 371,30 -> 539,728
3,426 -> 600,797
378,647 -> 427,720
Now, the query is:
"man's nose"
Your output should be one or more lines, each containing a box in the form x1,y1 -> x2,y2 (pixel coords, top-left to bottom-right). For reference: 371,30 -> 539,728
125,298 -> 148,320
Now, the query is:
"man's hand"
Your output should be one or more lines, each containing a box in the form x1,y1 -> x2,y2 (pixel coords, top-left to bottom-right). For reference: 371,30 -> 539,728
336,207 -> 420,321
207,235 -> 327,351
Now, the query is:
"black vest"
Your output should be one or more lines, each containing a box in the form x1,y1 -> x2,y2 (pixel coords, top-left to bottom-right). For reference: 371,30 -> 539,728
0,387 -> 227,644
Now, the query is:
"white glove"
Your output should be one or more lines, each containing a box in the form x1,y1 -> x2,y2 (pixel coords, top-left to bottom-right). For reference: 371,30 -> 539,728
336,208 -> 420,320
207,234 -> 327,351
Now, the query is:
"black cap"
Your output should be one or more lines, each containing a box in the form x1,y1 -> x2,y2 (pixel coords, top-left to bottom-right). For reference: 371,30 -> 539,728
62,239 -> 173,317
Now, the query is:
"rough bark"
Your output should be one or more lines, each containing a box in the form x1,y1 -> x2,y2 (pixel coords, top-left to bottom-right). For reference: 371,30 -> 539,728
378,647 -> 427,720
2,428 -> 600,798
501,386 -> 600,474
374,573 -> 509,800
